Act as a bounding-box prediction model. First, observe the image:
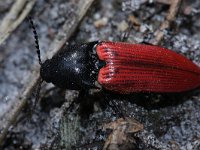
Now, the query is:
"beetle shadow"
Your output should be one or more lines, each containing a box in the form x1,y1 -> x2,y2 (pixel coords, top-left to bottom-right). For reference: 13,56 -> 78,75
100,89 -> 200,110
39,88 -> 66,112
37,88 -> 200,119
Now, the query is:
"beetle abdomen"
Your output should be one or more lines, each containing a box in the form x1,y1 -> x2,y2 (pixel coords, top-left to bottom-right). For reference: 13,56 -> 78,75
96,41 -> 200,93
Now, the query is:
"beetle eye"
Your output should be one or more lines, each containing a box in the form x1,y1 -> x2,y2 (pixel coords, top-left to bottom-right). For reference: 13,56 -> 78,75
40,60 -> 51,82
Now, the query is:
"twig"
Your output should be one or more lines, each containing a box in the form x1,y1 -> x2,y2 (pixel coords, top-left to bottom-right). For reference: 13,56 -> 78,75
0,0 -> 95,146
152,0 -> 182,45
0,0 -> 36,45
156,0 -> 171,5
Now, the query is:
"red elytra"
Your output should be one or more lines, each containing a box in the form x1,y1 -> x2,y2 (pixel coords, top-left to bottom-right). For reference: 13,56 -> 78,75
96,41 -> 200,94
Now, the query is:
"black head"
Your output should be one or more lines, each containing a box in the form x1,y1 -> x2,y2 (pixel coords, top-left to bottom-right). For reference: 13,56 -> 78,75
40,56 -> 81,89
40,42 -> 99,90
29,16 -> 100,93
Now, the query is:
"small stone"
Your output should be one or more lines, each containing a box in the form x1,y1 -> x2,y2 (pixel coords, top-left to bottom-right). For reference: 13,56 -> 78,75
117,20 -> 129,32
94,17 -> 108,28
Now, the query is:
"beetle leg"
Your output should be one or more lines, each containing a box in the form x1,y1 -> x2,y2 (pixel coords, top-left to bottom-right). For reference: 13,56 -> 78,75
103,91 -> 125,119
121,21 -> 133,42
140,41 -> 154,45
110,99 -> 125,119
78,90 -> 95,118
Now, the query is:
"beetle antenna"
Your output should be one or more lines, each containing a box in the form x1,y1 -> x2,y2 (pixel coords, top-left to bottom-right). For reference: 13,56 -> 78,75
34,77 -> 43,111
28,16 -> 42,65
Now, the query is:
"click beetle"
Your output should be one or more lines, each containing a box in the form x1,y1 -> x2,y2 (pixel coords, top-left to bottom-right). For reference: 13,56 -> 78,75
41,41 -> 200,94
28,17 -> 200,98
